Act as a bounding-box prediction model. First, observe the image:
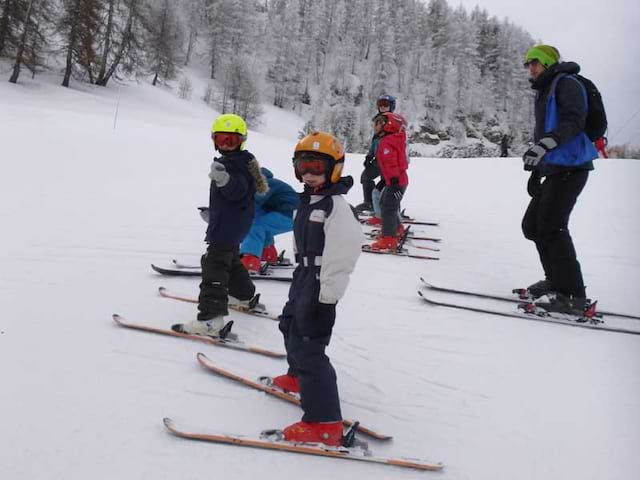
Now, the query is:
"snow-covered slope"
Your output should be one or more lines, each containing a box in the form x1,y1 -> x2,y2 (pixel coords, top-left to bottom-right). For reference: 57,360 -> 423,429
1,75 -> 639,480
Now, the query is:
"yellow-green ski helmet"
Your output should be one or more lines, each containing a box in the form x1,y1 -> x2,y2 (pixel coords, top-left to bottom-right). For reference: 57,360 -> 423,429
211,113 -> 248,150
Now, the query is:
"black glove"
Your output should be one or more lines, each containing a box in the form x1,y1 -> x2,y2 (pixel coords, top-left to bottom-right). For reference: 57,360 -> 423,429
522,136 -> 558,171
527,171 -> 542,198
363,153 -> 375,168
387,177 -> 403,200
305,302 -> 335,341
316,302 -> 336,323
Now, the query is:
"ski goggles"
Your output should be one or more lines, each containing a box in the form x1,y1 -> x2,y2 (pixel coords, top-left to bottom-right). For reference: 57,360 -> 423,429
294,155 -> 328,176
377,99 -> 392,109
213,132 -> 243,150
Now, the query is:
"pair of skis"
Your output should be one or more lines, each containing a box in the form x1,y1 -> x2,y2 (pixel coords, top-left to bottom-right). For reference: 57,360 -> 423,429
362,226 -> 440,261
158,286 -> 279,320
151,262 -> 294,281
357,209 -> 440,227
164,418 -> 442,471
114,316 -> 443,469
112,314 -> 285,358
363,229 -> 442,244
418,278 -> 640,335
163,353 -> 443,471
112,288 -> 284,358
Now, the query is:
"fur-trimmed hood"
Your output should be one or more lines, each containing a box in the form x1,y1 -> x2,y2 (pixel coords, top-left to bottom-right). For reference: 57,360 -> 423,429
247,156 -> 269,194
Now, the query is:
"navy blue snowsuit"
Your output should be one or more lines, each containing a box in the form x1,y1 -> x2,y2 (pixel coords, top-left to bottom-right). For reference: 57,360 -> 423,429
278,177 -> 361,423
198,150 -> 260,320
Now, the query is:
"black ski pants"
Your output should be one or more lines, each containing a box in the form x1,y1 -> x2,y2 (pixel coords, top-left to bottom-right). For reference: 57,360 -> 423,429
360,162 -> 380,205
278,265 -> 341,423
198,244 -> 255,320
522,170 -> 588,298
381,186 -> 405,237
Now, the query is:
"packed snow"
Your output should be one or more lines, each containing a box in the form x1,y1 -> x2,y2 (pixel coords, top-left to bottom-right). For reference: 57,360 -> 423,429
1,74 -> 639,480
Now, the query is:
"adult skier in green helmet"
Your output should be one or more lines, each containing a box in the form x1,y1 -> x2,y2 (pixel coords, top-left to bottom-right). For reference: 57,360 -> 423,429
521,44 -> 598,316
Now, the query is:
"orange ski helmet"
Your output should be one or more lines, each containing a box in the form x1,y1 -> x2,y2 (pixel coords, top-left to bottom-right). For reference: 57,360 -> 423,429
293,131 -> 345,183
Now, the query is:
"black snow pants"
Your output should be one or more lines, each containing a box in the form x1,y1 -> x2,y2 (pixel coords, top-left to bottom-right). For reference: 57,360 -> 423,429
380,185 -> 405,237
521,170 -> 588,298
198,244 -> 256,320
278,264 -> 341,423
360,161 -> 380,206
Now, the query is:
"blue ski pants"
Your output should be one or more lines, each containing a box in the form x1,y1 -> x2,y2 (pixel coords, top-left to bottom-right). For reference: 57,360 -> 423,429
240,208 -> 293,258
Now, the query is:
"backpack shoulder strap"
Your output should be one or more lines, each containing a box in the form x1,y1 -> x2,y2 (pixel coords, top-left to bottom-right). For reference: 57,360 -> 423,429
555,74 -> 588,111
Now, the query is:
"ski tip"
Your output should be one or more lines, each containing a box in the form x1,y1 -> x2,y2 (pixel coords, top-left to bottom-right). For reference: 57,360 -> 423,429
158,286 -> 166,294
196,352 -> 207,362
112,313 -> 123,323
163,417 -> 175,430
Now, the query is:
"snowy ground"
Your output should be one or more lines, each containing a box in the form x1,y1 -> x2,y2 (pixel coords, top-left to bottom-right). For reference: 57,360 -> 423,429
1,74 -> 639,480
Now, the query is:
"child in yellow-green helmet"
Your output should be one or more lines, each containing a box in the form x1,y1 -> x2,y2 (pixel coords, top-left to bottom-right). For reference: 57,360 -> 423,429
172,113 -> 267,338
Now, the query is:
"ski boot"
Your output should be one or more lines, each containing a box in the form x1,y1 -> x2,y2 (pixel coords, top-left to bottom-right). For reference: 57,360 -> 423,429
525,279 -> 554,299
534,293 -> 593,317
261,245 -> 279,264
282,420 -> 343,447
354,202 -> 373,214
270,374 -> 300,393
241,254 -> 262,273
370,235 -> 399,252
171,317 -> 235,339
229,293 -> 266,313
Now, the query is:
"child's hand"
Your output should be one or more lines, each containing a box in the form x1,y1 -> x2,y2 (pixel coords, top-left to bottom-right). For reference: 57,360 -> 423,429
387,178 -> 403,200
209,161 -> 230,187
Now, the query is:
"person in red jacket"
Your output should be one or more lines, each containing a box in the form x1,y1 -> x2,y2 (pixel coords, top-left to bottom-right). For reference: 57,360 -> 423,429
370,112 -> 409,251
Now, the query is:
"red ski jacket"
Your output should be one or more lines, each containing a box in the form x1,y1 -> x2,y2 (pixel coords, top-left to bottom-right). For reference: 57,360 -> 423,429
376,131 -> 408,187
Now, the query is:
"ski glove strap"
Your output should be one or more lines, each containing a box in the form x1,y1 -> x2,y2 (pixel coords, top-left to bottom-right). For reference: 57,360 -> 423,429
209,160 -> 230,187
523,136 -> 558,171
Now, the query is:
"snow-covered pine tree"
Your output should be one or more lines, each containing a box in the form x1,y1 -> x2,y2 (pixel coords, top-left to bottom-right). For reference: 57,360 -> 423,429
59,0 -> 102,87
95,0 -> 144,86
142,0 -> 183,86
7,0 -> 54,83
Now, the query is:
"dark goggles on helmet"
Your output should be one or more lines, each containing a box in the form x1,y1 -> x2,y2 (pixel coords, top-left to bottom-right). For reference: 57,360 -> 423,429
523,59 -> 540,68
213,132 -> 243,150
294,153 -> 328,176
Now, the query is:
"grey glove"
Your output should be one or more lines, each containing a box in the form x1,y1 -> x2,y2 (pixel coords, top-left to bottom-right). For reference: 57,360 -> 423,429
209,160 -> 230,187
523,136 -> 558,170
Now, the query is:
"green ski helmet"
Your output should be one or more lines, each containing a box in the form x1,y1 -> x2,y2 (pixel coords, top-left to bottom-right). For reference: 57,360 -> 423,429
211,113 -> 248,150
524,45 -> 560,68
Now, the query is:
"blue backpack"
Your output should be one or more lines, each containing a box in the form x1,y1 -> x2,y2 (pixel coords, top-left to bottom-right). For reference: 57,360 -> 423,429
544,74 -> 599,167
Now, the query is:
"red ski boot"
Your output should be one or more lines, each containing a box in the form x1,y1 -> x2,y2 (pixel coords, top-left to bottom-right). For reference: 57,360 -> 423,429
261,244 -> 279,264
283,420 -> 343,447
370,235 -> 399,251
271,374 -> 300,393
240,254 -> 261,273
365,216 -> 382,226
